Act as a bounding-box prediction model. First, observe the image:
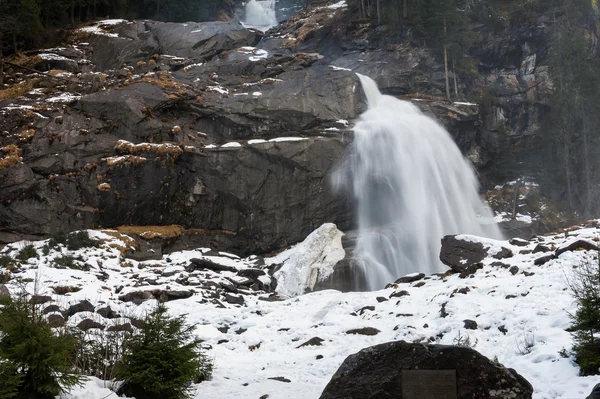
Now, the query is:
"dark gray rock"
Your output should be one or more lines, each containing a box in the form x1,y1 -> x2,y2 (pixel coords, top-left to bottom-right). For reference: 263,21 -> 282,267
395,273 -> 425,284
440,235 -> 487,272
440,235 -> 512,273
463,319 -> 478,330
319,341 -> 533,399
189,258 -> 237,273
47,313 -> 66,327
389,290 -> 410,299
147,21 -> 262,60
33,54 -> 80,73
77,319 -> 105,331
297,337 -> 325,348
0,284 -> 9,299
96,306 -> 120,319
586,383 -> 600,399
43,304 -> 62,314
555,239 -> 597,257
30,295 -> 53,305
534,254 -> 555,266
268,377 -> 291,383
346,327 -> 380,336
223,293 -> 245,305
68,300 -> 95,316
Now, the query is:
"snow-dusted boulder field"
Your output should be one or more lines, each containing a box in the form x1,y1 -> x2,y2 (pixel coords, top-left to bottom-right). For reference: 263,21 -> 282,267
1,221 -> 600,398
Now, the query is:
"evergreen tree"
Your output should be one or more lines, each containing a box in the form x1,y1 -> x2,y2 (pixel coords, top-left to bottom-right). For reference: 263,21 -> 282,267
0,294 -> 82,399
569,252 -> 600,375
0,360 -> 21,399
116,303 -> 212,399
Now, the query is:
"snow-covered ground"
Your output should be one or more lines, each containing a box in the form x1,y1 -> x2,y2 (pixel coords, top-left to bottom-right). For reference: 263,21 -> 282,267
1,224 -> 600,399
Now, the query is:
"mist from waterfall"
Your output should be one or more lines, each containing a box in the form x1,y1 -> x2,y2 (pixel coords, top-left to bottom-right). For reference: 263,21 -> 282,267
243,0 -> 278,31
334,74 -> 503,291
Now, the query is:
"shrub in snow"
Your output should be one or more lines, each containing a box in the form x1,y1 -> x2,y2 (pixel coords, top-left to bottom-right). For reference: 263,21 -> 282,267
116,303 -> 212,399
0,293 -> 82,399
569,252 -> 600,375
15,244 -> 38,262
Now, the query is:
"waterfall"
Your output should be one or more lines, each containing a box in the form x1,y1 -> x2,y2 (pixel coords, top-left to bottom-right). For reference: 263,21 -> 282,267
243,0 -> 278,31
334,74 -> 502,290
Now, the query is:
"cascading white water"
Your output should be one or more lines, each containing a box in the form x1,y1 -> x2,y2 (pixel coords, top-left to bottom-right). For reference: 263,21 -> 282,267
243,0 -> 278,31
334,74 -> 503,290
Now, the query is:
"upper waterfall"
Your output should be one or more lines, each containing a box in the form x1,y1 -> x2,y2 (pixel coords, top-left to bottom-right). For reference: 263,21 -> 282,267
243,0 -> 278,32
334,74 -> 503,290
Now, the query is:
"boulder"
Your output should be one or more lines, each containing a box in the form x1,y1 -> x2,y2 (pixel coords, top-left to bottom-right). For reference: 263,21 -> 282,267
47,314 -> 66,327
0,284 -> 9,299
30,295 -> 53,305
77,319 -> 105,331
272,223 -> 346,298
297,337 -> 325,348
345,327 -> 380,336
68,300 -> 95,316
587,383 -> 600,399
319,341 -> 533,399
107,323 -> 134,333
395,273 -> 425,284
96,306 -> 121,319
189,257 -> 237,273
440,235 -> 512,273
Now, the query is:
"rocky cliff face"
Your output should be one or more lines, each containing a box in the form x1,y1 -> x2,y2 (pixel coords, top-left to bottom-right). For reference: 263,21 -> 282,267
0,16 -> 356,250
0,0 -> 578,249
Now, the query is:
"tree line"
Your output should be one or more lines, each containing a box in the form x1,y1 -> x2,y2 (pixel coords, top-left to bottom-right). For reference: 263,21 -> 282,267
0,0 -> 226,54
535,0 -> 600,218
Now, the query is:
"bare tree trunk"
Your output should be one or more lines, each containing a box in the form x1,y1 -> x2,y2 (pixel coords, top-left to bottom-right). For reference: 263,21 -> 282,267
580,99 -> 592,217
156,0 -> 160,20
376,0 -> 381,24
511,179 -> 521,220
443,17 -> 450,100
452,57 -> 458,98
70,2 -> 76,28
12,31 -> 17,54
0,32 -> 4,86
403,0 -> 408,18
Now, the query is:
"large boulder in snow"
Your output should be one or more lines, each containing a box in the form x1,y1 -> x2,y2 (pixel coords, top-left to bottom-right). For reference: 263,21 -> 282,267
440,235 -> 513,274
271,223 -> 346,297
319,341 -> 533,399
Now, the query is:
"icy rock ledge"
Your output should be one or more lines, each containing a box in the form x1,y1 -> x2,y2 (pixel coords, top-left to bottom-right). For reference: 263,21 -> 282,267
270,223 -> 345,297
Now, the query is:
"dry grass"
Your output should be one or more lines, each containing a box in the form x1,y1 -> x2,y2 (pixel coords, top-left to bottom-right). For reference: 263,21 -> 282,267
0,144 -> 23,169
7,54 -> 42,68
0,79 -> 38,100
124,71 -> 190,98
116,225 -> 184,240
96,183 -> 111,192
114,140 -> 183,158
101,155 -> 147,168
19,129 -> 36,142
185,228 -> 238,237
99,230 -> 140,254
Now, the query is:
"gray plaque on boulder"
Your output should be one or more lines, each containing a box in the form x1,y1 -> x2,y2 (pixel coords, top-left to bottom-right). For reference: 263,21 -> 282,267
402,370 -> 457,399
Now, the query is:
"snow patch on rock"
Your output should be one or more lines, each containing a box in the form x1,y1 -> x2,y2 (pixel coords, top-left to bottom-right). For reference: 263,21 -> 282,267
271,223 -> 345,297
